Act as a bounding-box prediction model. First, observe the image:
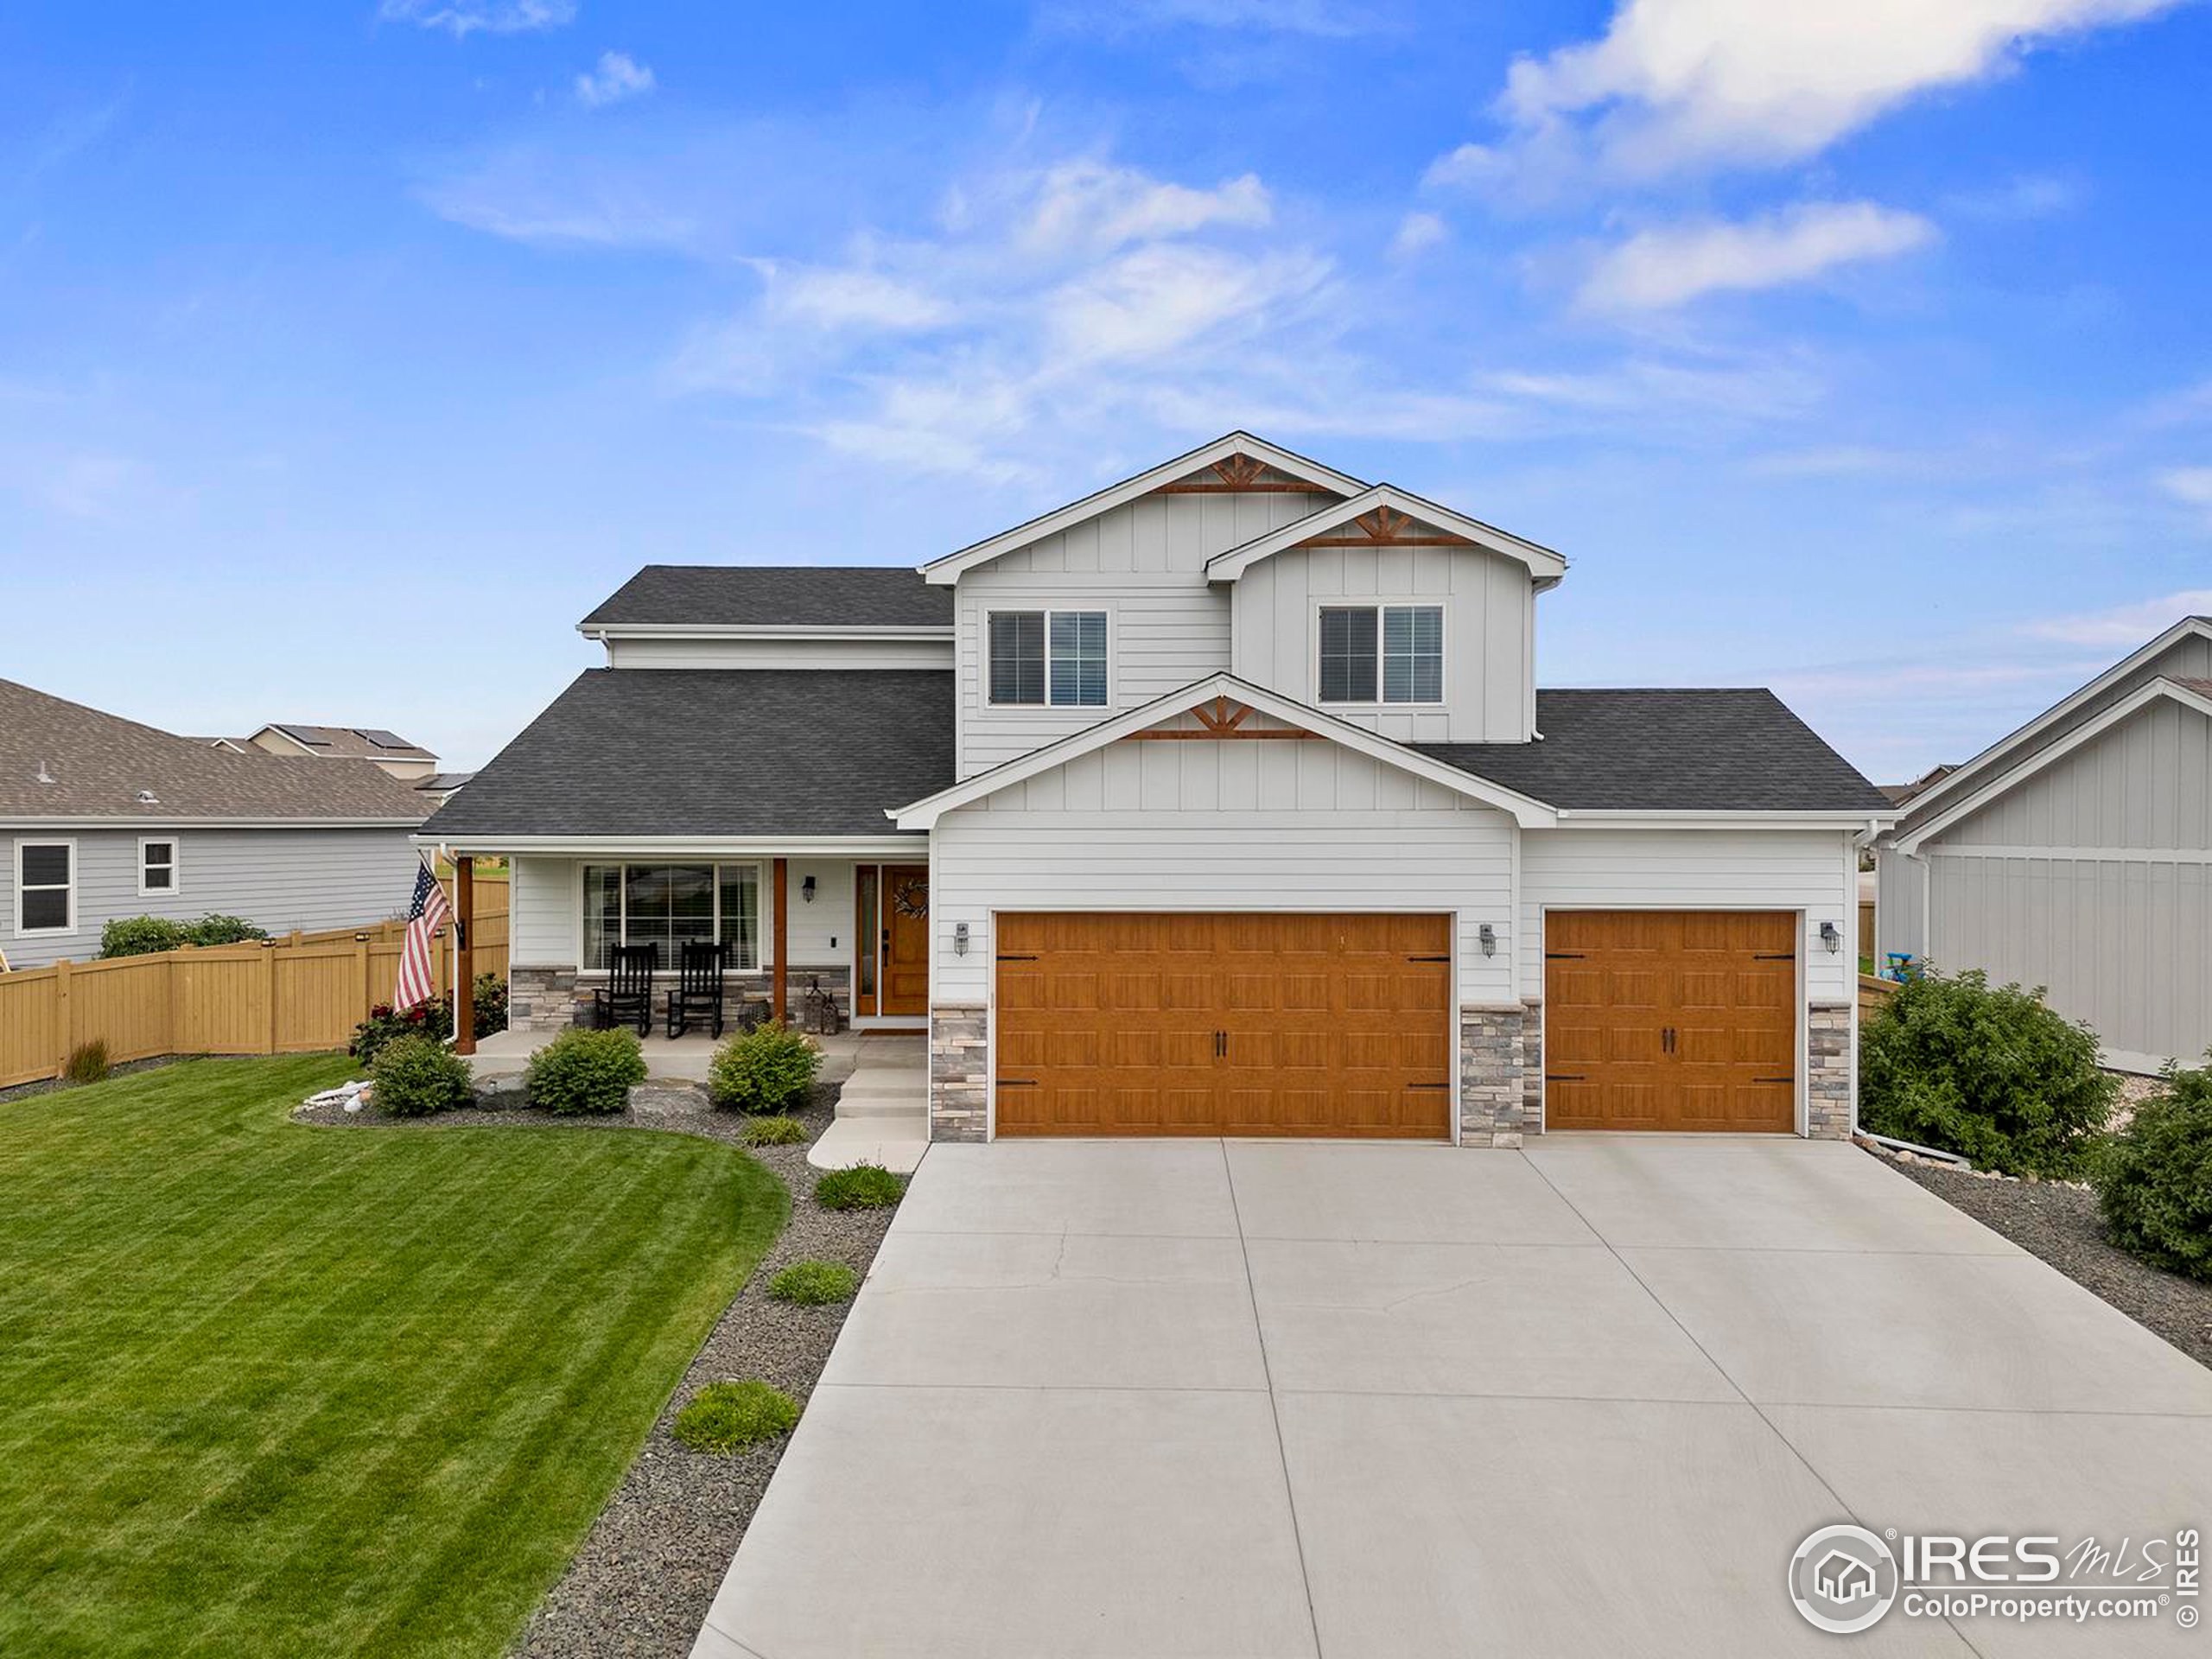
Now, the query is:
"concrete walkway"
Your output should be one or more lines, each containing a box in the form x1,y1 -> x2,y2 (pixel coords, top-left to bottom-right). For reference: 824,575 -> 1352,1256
806,1033 -> 927,1174
693,1136 -> 2212,1659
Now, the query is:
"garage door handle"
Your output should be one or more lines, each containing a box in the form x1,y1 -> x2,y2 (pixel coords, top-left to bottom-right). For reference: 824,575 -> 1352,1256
1407,954 -> 1451,963
1545,1074 -> 1586,1082
1662,1027 -> 1675,1054
999,1078 -> 1037,1088
1754,1076 -> 1793,1084
1214,1031 -> 1226,1058
1753,952 -> 1793,961
996,953 -> 1037,963
1544,952 -> 1586,960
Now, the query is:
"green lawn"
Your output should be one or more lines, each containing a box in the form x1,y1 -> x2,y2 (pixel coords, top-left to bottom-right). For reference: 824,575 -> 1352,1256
0,1055 -> 788,1659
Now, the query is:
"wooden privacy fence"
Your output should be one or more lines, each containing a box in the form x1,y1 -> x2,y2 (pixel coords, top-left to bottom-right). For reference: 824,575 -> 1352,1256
0,877 -> 508,1090
1859,972 -> 1896,1021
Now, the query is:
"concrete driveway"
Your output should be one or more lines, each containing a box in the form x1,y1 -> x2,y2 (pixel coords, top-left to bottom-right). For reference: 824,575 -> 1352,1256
693,1137 -> 2212,1659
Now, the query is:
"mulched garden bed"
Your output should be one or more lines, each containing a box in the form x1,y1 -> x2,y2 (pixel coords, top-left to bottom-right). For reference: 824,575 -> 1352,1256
295,1074 -> 899,1658
1877,1150 -> 2212,1371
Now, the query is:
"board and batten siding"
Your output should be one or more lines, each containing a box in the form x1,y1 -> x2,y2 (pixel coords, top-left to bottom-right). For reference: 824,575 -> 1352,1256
1518,828 -> 1859,1005
929,738 -> 1519,1006
509,853 -> 868,972
953,489 -> 1335,779
1914,691 -> 2212,1068
1,826 -> 419,970
601,636 -> 953,671
1229,544 -> 1535,742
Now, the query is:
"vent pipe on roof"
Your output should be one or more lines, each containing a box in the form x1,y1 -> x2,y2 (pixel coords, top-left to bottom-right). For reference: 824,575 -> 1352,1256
137,789 -> 160,804
35,760 -> 55,785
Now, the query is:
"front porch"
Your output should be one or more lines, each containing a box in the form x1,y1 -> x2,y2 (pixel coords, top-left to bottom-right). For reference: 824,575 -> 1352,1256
467,1025 -> 876,1084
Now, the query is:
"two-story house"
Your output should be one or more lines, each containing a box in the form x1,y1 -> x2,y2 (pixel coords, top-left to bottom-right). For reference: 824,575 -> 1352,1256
423,434 -> 1893,1145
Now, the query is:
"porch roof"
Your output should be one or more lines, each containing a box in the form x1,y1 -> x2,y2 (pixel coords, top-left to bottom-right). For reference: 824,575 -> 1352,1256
421,669 -> 951,842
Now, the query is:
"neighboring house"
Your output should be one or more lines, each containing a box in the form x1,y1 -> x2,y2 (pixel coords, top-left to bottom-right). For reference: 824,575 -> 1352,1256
2,681 -> 430,969
414,771 -> 475,810
238,722 -> 441,784
1876,615 -> 2212,1073
427,433 -> 1892,1145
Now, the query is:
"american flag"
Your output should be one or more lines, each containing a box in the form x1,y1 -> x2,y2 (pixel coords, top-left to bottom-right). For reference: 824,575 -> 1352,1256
394,857 -> 451,1013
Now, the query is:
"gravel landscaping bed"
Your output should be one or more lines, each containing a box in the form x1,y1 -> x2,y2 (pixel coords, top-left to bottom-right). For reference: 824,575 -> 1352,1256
1875,1149 -> 2212,1370
295,1074 -> 899,1657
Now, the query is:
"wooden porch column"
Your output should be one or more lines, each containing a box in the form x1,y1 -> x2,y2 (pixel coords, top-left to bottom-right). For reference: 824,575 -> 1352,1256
454,855 -> 476,1057
772,857 -> 788,1024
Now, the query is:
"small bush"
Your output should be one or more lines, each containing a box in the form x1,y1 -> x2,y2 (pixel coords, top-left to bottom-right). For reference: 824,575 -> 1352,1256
187,914 -> 267,947
813,1164 -> 906,1210
527,1027 -> 646,1116
99,916 -> 189,959
370,1033 -> 474,1117
708,1021 -> 822,1115
670,1380 -> 801,1452
1859,968 -> 2117,1178
64,1040 -> 111,1085
740,1115 -> 809,1147
768,1261 -> 858,1305
2094,1061 -> 2212,1281
347,978 -> 508,1065
469,974 -> 509,1037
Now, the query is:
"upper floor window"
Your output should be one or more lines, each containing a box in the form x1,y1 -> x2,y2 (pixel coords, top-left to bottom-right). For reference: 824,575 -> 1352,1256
1319,605 -> 1444,705
139,838 -> 178,895
15,840 -> 74,936
988,610 -> 1107,707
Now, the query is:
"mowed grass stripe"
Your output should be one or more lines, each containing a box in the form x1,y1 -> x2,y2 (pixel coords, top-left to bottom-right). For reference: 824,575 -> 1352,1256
0,1056 -> 784,1659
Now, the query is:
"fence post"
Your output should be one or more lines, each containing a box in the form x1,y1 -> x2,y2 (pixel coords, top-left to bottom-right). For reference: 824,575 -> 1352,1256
354,935 -> 371,1021
54,957 -> 73,1074
454,856 -> 476,1057
262,942 -> 277,1055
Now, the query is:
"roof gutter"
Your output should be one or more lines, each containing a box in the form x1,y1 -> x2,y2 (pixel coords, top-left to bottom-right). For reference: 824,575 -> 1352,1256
415,833 -> 925,857
576,622 -> 954,641
0,817 -> 427,830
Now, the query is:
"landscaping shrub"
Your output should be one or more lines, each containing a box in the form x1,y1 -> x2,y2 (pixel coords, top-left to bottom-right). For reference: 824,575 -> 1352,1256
99,916 -> 189,958
370,1033 -> 474,1117
348,976 -> 509,1063
2094,1061 -> 2212,1281
526,1027 -> 646,1116
1859,968 -> 2117,1177
812,1164 -> 905,1210
739,1115 -> 809,1147
670,1380 -> 801,1452
469,973 -> 509,1037
768,1260 -> 858,1305
63,1040 -> 111,1085
707,1021 -> 821,1115
187,914 -> 267,947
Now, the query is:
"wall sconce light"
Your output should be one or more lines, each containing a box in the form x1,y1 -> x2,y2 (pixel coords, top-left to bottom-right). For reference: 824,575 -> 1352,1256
1478,923 -> 1497,957
800,875 -> 817,903
1820,921 -> 1840,954
954,921 -> 969,957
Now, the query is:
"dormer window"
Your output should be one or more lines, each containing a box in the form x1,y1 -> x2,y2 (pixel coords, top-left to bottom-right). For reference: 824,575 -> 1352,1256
1319,605 -> 1444,705
988,610 -> 1108,707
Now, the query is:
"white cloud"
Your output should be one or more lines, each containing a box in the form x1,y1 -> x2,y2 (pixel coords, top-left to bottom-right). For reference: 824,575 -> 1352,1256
1021,161 -> 1271,255
1578,201 -> 1936,310
2022,587 -> 2212,645
378,0 -> 575,37
1046,244 -> 1332,365
1436,0 -> 2181,190
575,51 -> 656,109
1389,211 -> 1447,258
1943,171 -> 2084,221
767,268 -> 953,332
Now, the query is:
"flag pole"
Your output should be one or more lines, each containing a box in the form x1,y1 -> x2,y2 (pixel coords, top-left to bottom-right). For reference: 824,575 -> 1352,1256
453,849 -> 476,1058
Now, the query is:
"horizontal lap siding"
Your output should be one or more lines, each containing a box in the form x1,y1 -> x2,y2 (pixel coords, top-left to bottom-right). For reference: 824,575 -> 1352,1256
955,492 -> 1332,779
932,741 -> 1516,1006
3,827 -> 418,970
1520,830 -> 1856,1003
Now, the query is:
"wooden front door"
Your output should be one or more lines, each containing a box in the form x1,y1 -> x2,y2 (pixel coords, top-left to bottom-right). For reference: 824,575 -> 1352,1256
880,866 -> 930,1018
994,912 -> 1452,1139
1542,910 -> 1796,1132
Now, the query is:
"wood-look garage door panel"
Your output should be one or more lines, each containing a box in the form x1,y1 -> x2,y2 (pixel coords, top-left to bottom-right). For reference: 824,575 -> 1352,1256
995,912 -> 1450,1139
1543,910 -> 1796,1134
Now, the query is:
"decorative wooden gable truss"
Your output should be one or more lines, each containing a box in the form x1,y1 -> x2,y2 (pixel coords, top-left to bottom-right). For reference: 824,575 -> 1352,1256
1150,452 -> 1334,494
1294,504 -> 1475,548
1123,696 -> 1324,741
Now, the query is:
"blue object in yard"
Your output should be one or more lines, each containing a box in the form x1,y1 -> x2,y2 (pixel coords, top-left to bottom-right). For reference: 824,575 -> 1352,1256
1884,952 -> 1916,982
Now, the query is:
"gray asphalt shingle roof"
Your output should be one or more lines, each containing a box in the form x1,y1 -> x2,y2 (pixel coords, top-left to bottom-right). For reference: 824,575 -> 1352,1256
421,670 -> 953,840
1415,689 -> 1891,813
0,680 -> 431,821
581,566 -> 951,630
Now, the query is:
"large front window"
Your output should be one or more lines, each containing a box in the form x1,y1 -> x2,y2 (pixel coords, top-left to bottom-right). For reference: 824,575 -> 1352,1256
582,863 -> 760,970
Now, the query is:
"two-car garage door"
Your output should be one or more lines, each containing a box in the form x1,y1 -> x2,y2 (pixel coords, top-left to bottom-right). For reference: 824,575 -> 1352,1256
989,908 -> 1800,1138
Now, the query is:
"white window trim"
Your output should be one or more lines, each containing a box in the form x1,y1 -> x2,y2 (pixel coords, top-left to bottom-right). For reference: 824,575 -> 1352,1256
14,837 -> 77,938
137,835 -> 180,898
1313,600 -> 1447,709
575,860 -> 769,974
982,607 -> 1115,709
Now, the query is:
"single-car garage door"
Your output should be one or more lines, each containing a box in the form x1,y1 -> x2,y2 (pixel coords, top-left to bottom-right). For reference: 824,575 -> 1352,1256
1543,911 -> 1797,1133
995,912 -> 1452,1139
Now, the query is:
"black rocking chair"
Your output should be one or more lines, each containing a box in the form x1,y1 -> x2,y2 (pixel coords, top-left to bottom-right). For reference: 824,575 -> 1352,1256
593,943 -> 657,1037
666,940 -> 730,1039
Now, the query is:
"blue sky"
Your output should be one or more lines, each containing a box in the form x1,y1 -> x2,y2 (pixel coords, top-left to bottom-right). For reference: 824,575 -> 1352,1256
5,1 -> 2210,778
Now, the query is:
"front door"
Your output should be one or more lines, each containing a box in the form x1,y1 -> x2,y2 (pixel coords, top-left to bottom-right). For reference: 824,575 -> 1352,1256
855,864 -> 931,1020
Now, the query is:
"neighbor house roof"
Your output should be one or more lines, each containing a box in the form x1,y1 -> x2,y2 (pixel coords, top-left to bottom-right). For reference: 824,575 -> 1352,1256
1414,690 -> 1894,815
0,680 -> 432,822
251,722 -> 436,760
580,566 -> 952,632
420,670 -> 955,842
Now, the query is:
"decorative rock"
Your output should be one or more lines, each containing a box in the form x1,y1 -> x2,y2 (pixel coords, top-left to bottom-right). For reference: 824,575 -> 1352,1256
474,1072 -> 527,1099
627,1081 -> 707,1120
307,1078 -> 373,1109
